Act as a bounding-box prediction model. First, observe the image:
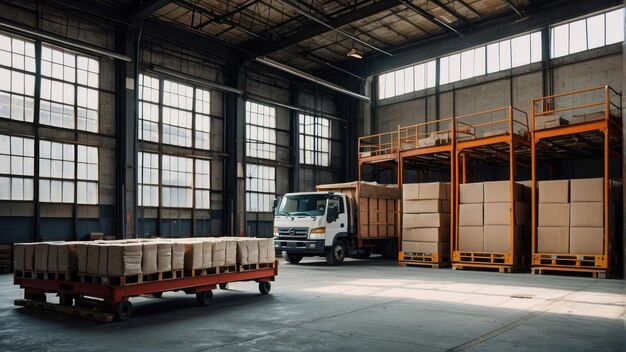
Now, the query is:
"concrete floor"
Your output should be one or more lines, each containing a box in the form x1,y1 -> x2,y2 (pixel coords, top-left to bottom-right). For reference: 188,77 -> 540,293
1,257 -> 625,352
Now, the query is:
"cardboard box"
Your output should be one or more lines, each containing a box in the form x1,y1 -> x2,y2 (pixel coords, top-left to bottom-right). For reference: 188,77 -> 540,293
403,227 -> 450,242
534,115 -> 568,130
403,199 -> 451,213
57,242 -> 79,273
98,245 -> 108,276
460,183 -> 483,204
459,204 -> 483,226
401,241 -> 449,255
537,227 -> 570,254
402,183 -> 420,200
202,240 -> 213,269
86,244 -> 100,275
210,239 -> 227,267
484,181 -> 524,203
483,226 -> 523,253
484,202 -> 530,225
572,112 -> 605,124
569,227 -> 603,254
403,213 -> 451,229
219,237 -> 238,266
570,178 -> 603,202
13,244 -> 26,271
482,129 -> 507,138
157,242 -> 172,272
171,242 -> 185,270
570,202 -> 603,227
418,136 -> 436,148
538,203 -> 570,227
419,182 -> 450,200
107,244 -> 142,276
458,227 -> 483,252
142,243 -> 158,274
538,180 -> 569,203
47,244 -> 58,272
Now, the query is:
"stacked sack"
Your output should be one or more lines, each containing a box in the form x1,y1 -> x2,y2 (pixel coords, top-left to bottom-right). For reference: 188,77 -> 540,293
14,237 -> 275,279
402,182 -> 451,257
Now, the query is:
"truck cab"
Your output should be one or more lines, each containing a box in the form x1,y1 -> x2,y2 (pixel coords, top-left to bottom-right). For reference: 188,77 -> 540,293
273,192 -> 352,265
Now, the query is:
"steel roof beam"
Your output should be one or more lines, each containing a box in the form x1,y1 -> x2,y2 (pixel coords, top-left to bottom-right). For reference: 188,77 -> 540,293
502,0 -> 525,18
430,0 -> 472,26
397,0 -> 463,36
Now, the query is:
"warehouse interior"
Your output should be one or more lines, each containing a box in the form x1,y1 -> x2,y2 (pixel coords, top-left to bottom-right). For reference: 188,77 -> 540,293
0,0 -> 624,350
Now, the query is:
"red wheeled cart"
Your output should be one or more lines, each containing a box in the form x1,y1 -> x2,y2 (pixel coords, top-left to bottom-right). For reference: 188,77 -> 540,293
14,261 -> 278,322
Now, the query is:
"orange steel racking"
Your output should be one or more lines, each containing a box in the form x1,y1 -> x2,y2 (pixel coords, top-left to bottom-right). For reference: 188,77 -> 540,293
357,130 -> 400,183
397,117 -> 456,266
530,86 -> 622,278
452,106 -> 531,273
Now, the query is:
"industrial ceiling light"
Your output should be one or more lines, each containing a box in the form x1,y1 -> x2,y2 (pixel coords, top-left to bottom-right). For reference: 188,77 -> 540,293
347,48 -> 364,59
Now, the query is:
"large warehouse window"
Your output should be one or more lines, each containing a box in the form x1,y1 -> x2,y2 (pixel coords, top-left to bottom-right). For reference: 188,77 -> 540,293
246,164 -> 275,212
40,45 -> 100,132
195,159 -> 211,209
246,101 -> 276,160
0,134 -> 34,200
0,33 -> 35,123
378,60 -> 436,99
139,74 -> 212,149
195,89 -> 211,150
39,140 -> 74,203
162,80 -> 193,147
161,155 -> 193,208
138,152 -> 159,207
551,8 -> 624,58
299,114 -> 330,167
76,145 -> 99,204
138,74 -> 160,143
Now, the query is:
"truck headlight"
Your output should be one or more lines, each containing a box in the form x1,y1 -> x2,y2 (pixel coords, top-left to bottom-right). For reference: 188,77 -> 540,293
309,227 -> 326,240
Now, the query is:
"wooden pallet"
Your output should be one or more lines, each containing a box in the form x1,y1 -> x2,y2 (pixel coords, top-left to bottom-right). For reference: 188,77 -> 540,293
452,263 -> 516,273
531,266 -> 607,279
14,299 -> 113,323
80,273 -> 143,285
398,251 -> 450,269
532,253 -> 604,268
239,262 -> 275,272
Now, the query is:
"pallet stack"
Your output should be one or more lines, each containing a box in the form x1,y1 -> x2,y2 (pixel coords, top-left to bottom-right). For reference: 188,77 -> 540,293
0,244 -> 11,273
537,180 -> 571,254
457,181 -> 530,269
400,182 -> 451,267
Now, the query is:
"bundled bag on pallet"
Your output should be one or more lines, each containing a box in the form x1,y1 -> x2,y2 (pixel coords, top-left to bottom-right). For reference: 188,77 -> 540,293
13,243 -> 35,272
217,237 -> 238,266
236,238 -> 259,266
142,242 -> 158,275
47,243 -> 59,272
201,240 -> 213,269
258,238 -> 275,264
98,245 -> 109,276
182,240 -> 204,270
107,243 -> 142,276
156,242 -> 172,272
210,238 -> 227,267
87,244 -> 101,275
54,242 -> 79,273
76,243 -> 89,273
171,242 -> 185,271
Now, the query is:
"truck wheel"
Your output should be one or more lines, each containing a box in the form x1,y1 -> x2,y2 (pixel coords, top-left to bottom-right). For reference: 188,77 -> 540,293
259,282 -> 271,295
282,251 -> 303,264
114,300 -> 133,321
196,291 -> 213,306
382,239 -> 398,260
353,248 -> 371,259
326,240 -> 347,266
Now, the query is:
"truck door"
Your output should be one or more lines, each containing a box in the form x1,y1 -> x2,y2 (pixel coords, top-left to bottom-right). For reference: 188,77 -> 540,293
325,195 -> 348,247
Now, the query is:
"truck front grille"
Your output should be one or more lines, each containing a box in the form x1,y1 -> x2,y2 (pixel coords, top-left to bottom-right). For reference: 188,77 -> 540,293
277,227 -> 308,239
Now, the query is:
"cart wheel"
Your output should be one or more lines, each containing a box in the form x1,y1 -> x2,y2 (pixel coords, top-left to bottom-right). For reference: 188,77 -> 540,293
196,291 -> 213,306
152,292 -> 163,298
259,282 -> 271,295
219,283 -> 229,290
114,300 -> 133,321
27,293 -> 46,302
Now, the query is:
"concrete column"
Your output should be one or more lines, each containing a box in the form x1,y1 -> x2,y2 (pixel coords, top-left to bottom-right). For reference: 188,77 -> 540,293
115,29 -> 139,239
289,83 -> 300,192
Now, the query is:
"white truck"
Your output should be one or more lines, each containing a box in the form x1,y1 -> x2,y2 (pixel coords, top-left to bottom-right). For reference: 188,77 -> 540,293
273,181 -> 401,265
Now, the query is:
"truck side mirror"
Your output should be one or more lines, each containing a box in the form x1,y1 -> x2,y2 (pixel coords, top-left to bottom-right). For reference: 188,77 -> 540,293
272,196 -> 282,216
327,206 -> 339,223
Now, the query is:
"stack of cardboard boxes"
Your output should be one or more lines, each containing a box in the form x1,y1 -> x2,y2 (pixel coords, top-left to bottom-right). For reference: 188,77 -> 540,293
538,178 -> 608,255
402,182 -> 451,258
459,181 -> 530,253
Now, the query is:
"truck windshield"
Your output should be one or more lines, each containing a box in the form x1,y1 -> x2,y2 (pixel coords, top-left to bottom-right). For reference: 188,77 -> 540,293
276,194 -> 327,216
